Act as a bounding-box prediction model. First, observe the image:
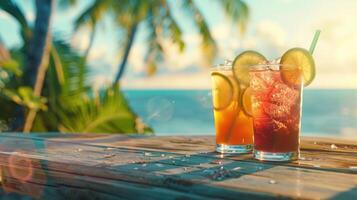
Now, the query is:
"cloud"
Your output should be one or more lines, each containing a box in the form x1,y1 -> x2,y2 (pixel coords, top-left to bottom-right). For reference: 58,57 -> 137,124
253,20 -> 287,58
290,1 -> 357,78
127,42 -> 147,74
121,69 -> 211,89
160,37 -> 203,70
71,30 -> 90,51
310,73 -> 357,89
256,21 -> 286,48
89,74 -> 113,91
276,0 -> 296,4
125,34 -> 205,77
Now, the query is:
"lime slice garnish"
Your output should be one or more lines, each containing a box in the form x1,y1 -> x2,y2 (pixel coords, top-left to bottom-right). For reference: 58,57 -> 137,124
280,47 -> 316,87
232,51 -> 267,86
211,72 -> 236,110
241,87 -> 253,116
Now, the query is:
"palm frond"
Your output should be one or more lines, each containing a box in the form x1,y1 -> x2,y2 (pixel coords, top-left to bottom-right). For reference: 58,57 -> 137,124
163,2 -> 185,52
180,0 -> 217,64
58,0 -> 78,9
143,9 -> 164,76
57,85 -> 152,134
51,39 -> 89,96
220,0 -> 249,33
0,0 -> 31,41
0,42 -> 21,76
74,0 -> 111,31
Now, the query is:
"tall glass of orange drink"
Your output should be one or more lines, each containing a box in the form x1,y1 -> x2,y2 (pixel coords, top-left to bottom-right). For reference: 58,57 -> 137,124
211,61 -> 254,153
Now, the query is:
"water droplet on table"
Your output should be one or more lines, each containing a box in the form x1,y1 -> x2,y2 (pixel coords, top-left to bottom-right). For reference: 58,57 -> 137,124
155,163 -> 163,167
144,152 -> 152,156
330,144 -> 338,149
105,147 -> 114,151
211,167 -> 233,181
232,167 -> 241,171
161,154 -> 165,157
269,180 -> 277,184
210,160 -> 223,165
104,154 -> 115,158
202,169 -> 215,175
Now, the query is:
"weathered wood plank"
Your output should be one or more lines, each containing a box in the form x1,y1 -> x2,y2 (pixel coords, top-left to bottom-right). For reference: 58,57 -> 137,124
0,133 -> 356,199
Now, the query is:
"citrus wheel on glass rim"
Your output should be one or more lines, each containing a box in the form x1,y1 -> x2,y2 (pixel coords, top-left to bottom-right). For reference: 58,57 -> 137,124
241,87 -> 253,116
280,47 -> 316,87
232,51 -> 267,86
211,72 -> 238,110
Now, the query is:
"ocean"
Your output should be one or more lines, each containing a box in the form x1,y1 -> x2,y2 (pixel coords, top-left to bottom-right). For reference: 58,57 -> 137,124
123,89 -> 357,138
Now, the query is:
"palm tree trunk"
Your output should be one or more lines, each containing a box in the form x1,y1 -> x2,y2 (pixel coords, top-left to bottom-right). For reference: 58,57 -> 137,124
25,0 -> 53,87
114,23 -> 138,84
23,0 -> 54,132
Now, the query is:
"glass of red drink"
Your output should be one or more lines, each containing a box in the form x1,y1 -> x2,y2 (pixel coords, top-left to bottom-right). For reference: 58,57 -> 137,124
249,64 -> 303,161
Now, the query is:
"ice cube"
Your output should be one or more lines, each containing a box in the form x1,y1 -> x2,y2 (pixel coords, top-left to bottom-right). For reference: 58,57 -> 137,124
270,83 -> 299,107
263,102 -> 290,119
250,71 -> 278,92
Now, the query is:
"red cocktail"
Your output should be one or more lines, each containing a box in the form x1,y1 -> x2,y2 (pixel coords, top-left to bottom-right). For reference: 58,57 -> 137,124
250,64 -> 302,161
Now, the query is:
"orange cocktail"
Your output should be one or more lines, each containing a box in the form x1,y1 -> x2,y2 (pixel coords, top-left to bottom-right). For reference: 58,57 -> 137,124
211,63 -> 253,153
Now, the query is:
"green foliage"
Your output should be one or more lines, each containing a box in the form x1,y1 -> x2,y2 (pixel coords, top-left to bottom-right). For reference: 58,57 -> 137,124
0,59 -> 22,76
0,0 -> 153,134
56,85 -> 151,134
1,87 -> 47,111
0,0 -> 250,134
74,0 -> 250,78
220,0 -> 249,33
30,39 -> 153,134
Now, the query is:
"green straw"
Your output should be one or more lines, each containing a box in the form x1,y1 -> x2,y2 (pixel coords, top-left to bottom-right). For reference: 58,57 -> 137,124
309,30 -> 321,54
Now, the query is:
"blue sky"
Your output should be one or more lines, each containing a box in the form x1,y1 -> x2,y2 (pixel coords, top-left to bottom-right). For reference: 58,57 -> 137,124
1,0 -> 357,89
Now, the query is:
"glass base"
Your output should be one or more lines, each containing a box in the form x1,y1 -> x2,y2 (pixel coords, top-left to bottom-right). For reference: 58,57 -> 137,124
254,150 -> 298,161
216,144 -> 253,154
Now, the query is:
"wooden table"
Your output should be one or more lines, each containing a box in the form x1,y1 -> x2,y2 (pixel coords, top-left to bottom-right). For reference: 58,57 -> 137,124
0,133 -> 356,199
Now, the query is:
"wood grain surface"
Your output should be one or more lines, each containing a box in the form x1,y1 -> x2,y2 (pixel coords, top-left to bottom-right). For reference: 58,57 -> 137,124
0,133 -> 356,199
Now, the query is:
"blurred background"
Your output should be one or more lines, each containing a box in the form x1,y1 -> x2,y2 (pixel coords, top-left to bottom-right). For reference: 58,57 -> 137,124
0,0 -> 356,137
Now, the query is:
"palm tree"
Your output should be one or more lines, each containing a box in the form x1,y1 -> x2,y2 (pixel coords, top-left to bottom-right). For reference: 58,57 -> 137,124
0,0 -> 152,134
74,0 -> 249,84
23,0 -> 55,132
1,0 -> 55,132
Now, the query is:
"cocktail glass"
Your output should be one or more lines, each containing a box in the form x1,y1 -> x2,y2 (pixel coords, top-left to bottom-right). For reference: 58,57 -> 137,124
249,63 -> 303,161
211,62 -> 254,153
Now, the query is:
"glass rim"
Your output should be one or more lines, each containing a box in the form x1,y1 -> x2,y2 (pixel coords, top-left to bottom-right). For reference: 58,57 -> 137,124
249,63 -> 295,71
210,60 -> 233,71
210,64 -> 232,72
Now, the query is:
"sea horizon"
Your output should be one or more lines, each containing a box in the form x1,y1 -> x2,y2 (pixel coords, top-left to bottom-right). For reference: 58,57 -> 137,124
123,89 -> 357,138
